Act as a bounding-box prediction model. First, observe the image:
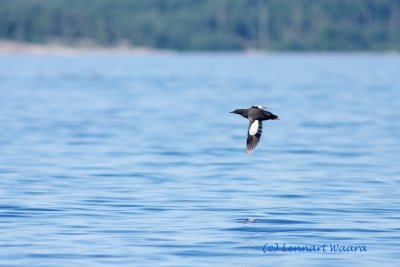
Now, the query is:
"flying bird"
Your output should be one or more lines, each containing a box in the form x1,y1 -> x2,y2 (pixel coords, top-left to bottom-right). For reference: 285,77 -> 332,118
231,105 -> 279,154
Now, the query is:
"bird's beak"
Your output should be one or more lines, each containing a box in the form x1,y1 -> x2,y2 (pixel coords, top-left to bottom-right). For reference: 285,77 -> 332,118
230,111 -> 235,113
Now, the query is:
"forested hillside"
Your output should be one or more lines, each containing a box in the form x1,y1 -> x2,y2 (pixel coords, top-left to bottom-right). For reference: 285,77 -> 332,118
0,0 -> 399,51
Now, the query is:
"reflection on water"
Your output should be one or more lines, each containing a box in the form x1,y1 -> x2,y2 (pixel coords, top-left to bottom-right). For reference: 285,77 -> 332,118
0,53 -> 399,266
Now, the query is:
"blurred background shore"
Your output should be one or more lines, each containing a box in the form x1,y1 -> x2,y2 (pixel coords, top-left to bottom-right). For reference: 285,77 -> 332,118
1,0 -> 399,53
0,40 -> 169,54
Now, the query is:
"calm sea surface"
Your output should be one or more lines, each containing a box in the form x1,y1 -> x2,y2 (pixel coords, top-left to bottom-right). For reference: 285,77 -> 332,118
0,53 -> 399,266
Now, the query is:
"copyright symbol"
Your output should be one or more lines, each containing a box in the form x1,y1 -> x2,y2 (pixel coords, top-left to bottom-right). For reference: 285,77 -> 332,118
263,243 -> 277,253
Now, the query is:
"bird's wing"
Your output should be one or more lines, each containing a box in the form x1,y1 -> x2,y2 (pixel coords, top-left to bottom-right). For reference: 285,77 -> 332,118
246,119 -> 263,154
251,105 -> 266,110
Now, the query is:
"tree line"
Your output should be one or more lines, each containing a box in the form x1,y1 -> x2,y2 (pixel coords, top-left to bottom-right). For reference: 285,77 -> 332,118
0,0 -> 399,51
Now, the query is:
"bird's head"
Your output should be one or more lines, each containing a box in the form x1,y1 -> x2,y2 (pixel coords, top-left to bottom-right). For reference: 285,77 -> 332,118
271,114 -> 280,120
230,108 -> 247,118
230,109 -> 241,114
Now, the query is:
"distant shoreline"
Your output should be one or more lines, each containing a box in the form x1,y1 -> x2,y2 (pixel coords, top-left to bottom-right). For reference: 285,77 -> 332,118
0,40 -> 399,55
0,40 -> 172,55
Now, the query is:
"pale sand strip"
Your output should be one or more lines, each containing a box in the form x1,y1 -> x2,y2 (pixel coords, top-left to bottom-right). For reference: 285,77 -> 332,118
0,40 -> 171,55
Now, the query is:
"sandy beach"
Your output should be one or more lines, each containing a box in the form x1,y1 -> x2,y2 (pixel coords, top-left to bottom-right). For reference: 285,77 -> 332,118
0,40 -> 169,55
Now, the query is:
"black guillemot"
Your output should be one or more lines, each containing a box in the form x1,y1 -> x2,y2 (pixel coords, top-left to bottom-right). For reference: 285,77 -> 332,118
231,105 -> 279,154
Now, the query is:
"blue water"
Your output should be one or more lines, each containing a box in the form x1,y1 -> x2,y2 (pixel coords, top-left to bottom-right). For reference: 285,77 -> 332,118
0,53 -> 399,266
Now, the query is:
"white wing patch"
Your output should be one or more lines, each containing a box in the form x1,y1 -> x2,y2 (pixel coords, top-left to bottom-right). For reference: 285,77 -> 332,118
249,120 -> 259,136
255,105 -> 266,110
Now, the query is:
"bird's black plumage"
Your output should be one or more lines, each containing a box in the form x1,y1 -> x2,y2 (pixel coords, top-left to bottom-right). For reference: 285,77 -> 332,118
231,106 -> 279,153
